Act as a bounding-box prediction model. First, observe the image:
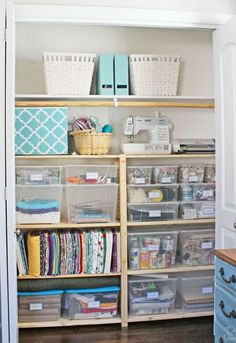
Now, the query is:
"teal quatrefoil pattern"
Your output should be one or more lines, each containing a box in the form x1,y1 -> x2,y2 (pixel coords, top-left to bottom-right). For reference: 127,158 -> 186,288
15,107 -> 68,155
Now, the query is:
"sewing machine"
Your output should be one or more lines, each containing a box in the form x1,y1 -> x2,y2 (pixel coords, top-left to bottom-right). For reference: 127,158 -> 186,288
121,115 -> 172,154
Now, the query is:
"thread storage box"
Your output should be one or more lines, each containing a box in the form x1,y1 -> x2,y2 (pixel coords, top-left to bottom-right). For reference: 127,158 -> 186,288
152,166 -> 178,184
16,166 -> 62,185
15,107 -> 68,155
179,183 -> 215,202
65,184 -> 118,223
179,201 -> 215,220
128,202 -> 178,222
127,166 -> 152,185
65,286 -> 120,319
178,165 -> 205,183
65,165 -> 118,184
178,229 -> 215,266
16,185 -> 63,224
178,276 -> 214,312
129,277 -> 178,315
128,185 -> 178,203
128,232 -> 178,270
18,290 -> 63,322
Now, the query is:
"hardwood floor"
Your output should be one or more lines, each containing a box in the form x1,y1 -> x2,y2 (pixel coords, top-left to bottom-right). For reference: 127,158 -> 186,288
19,317 -> 214,343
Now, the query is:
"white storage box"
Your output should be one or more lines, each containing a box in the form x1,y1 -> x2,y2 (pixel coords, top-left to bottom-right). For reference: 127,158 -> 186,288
127,166 -> 152,185
128,202 -> 178,222
178,229 -> 215,266
152,166 -> 178,184
65,184 -> 118,223
16,166 -> 62,185
43,52 -> 96,96
65,165 -> 118,184
128,185 -> 178,203
179,183 -> 215,201
178,165 -> 205,183
16,185 -> 63,224
178,276 -> 214,312
129,54 -> 181,96
128,232 -> 178,270
179,201 -> 215,220
129,277 -> 177,315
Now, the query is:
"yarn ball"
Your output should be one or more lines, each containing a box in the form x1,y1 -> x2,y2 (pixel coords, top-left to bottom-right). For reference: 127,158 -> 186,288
102,124 -> 113,133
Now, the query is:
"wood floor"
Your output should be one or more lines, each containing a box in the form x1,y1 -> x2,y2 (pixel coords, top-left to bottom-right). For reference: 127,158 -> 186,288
19,317 -> 214,343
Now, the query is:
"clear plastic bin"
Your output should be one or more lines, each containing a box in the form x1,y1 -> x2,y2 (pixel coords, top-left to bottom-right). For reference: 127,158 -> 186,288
128,184 -> 178,203
129,277 -> 177,315
16,185 -> 63,224
65,286 -> 120,319
127,166 -> 152,185
178,276 -> 214,312
179,201 -> 215,219
65,184 -> 118,223
16,166 -> 62,185
179,183 -> 215,201
152,166 -> 178,184
178,229 -> 215,266
178,165 -> 205,183
128,202 -> 179,222
128,231 -> 178,270
64,165 -> 118,184
18,290 -> 63,322
204,165 -> 216,183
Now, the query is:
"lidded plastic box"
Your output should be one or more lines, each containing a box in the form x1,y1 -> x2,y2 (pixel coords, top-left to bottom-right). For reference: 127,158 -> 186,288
152,166 -> 178,184
16,166 -> 62,185
64,165 -> 118,184
179,201 -> 215,220
179,183 -> 215,201
128,184 -> 179,203
128,202 -> 178,222
204,165 -> 216,183
178,165 -> 205,183
127,166 -> 152,185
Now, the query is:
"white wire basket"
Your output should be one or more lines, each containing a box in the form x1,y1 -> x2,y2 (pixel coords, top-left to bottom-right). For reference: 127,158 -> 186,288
43,52 -> 96,96
129,54 -> 181,96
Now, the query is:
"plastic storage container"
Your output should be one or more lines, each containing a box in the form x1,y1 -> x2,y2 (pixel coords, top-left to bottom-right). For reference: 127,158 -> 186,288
178,276 -> 214,312
128,231 -> 178,270
204,165 -> 216,183
65,184 -> 118,223
128,202 -> 179,222
127,166 -> 152,185
179,201 -> 215,220
65,286 -> 120,319
16,166 -> 62,185
16,185 -> 63,224
179,183 -> 215,201
178,165 -> 205,183
18,290 -> 63,322
127,185 -> 179,203
152,166 -> 178,184
129,277 -> 177,315
64,165 -> 118,184
178,229 -> 215,266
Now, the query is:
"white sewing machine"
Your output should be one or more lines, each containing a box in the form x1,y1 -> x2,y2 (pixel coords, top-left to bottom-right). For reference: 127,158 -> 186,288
121,114 -> 172,154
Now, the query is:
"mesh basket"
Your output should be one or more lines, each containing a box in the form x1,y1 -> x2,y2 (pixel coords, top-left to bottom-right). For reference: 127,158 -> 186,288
71,129 -> 112,155
129,54 -> 181,96
43,52 -> 96,96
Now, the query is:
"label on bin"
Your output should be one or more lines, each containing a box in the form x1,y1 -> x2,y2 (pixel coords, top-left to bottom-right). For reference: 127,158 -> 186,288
86,172 -> 99,180
161,177 -> 171,183
184,208 -> 197,219
88,301 -> 100,308
203,207 -> 214,215
148,192 -> 161,199
29,303 -> 43,311
189,176 -> 198,182
147,291 -> 159,299
202,287 -> 213,294
203,190 -> 214,197
30,174 -> 43,182
147,244 -> 160,251
201,241 -> 213,249
135,178 -> 145,184
149,210 -> 161,218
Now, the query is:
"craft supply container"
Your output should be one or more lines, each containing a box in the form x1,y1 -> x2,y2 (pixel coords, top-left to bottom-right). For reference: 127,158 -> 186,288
178,165 -> 205,183
65,286 -> 120,320
127,166 -> 152,185
16,166 -> 62,185
128,277 -> 178,315
64,165 -> 118,184
127,184 -> 179,203
177,276 -> 214,312
178,229 -> 215,266
152,166 -> 178,184
65,184 -> 118,223
204,165 -> 216,183
179,183 -> 215,201
179,201 -> 215,219
128,231 -> 178,270
128,202 -> 179,222
16,185 -> 63,224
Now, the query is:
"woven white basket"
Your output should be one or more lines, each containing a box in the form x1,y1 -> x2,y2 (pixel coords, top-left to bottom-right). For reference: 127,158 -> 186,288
129,54 -> 181,96
43,52 -> 96,96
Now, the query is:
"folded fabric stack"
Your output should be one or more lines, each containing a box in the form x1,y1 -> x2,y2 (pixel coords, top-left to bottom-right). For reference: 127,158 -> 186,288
16,229 -> 120,277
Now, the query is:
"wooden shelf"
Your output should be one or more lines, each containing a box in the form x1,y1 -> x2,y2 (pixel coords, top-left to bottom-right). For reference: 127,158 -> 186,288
15,154 -> 120,159
18,272 -> 121,280
18,316 -> 122,328
127,219 -> 215,227
16,222 -> 120,230
128,264 -> 215,275
126,154 -> 215,159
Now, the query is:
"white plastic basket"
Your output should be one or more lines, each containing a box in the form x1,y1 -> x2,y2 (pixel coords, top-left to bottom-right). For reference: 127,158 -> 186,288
129,54 -> 181,96
43,52 -> 96,96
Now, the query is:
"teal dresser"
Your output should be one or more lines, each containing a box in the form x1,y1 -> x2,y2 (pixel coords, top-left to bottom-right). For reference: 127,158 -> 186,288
215,250 -> 236,343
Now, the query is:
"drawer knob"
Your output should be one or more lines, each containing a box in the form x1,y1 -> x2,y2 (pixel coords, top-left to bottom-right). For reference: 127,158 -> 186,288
219,338 -> 224,343
220,300 -> 236,319
219,267 -> 236,283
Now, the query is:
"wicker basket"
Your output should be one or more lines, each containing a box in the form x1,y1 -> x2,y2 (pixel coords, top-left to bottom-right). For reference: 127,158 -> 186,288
129,54 -> 181,96
71,129 -> 112,155
43,52 -> 96,96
